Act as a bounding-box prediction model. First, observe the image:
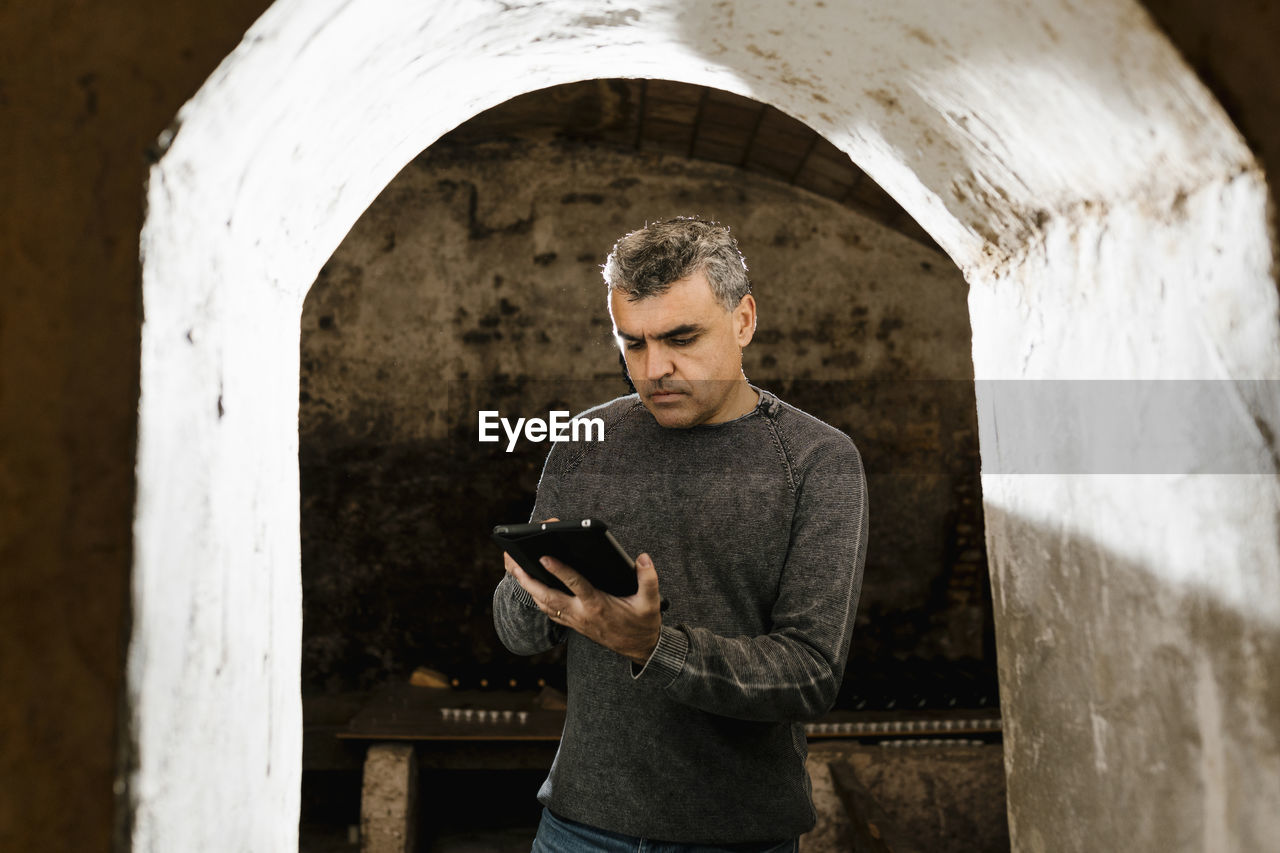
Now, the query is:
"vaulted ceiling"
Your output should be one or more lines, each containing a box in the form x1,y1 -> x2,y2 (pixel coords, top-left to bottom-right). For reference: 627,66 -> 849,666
437,79 -> 942,252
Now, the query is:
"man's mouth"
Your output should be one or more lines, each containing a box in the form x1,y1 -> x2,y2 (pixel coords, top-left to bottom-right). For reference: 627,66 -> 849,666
648,388 -> 685,402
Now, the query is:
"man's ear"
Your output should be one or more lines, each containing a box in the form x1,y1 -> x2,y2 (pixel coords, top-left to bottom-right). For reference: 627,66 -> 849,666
734,294 -> 757,347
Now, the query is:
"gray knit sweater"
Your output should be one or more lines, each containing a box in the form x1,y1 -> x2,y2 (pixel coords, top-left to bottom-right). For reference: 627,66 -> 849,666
491,386 -> 868,844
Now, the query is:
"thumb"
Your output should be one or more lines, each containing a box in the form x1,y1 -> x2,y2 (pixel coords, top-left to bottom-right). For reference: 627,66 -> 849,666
635,553 -> 660,598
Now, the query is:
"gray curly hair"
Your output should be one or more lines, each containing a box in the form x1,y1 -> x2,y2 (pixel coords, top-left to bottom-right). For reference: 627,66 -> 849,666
601,217 -> 750,311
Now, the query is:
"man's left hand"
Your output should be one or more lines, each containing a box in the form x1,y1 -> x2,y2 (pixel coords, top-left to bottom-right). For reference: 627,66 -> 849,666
509,552 -> 662,665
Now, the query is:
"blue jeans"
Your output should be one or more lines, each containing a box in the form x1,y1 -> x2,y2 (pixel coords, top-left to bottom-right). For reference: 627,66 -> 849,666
531,807 -> 799,853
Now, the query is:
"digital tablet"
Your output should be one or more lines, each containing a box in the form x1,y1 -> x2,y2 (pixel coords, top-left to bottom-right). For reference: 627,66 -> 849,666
493,518 -> 638,597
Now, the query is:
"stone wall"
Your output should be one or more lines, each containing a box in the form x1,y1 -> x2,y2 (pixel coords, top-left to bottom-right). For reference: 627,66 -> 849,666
299,128 -> 988,693
805,742 -> 1010,853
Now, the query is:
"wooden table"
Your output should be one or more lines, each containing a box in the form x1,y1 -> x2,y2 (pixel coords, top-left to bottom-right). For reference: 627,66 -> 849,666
338,681 -> 1002,852
339,683 -> 562,853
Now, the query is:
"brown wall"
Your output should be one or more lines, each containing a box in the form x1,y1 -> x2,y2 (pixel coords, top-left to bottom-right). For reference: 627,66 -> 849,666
1,3 -> 274,848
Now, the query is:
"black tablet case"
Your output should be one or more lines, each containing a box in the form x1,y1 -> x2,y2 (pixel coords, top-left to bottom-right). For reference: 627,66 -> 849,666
493,518 -> 638,597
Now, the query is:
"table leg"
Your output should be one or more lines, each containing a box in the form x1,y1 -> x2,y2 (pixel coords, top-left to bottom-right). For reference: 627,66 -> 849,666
360,743 -> 418,853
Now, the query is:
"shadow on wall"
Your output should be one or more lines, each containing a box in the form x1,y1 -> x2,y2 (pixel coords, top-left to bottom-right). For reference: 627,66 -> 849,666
983,501 -> 1280,852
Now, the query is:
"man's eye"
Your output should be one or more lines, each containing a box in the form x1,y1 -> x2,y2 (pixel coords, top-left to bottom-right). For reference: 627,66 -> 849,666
625,341 -> 644,351
671,337 -> 694,347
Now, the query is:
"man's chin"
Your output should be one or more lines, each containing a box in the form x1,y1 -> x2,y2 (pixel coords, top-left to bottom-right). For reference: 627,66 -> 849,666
642,394 -> 700,428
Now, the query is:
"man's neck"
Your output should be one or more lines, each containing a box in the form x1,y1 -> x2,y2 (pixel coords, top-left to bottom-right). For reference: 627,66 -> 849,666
706,379 -> 759,424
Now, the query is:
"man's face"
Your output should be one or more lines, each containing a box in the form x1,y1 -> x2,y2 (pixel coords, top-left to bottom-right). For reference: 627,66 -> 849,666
609,270 -> 756,428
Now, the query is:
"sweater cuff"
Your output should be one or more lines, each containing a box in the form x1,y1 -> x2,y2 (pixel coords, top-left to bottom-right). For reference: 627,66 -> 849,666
506,577 -> 541,610
629,624 -> 688,688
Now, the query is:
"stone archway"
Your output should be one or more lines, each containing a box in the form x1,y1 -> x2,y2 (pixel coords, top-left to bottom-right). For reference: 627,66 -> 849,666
128,1 -> 1280,850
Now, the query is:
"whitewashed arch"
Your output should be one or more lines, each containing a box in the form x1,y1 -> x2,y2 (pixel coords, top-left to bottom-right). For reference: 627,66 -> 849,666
130,0 -> 1280,849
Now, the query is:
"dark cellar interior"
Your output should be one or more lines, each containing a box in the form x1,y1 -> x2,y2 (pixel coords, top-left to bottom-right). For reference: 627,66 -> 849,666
298,79 -> 1005,853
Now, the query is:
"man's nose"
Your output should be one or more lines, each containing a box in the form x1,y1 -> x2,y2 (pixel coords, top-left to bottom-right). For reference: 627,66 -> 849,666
644,346 -> 674,381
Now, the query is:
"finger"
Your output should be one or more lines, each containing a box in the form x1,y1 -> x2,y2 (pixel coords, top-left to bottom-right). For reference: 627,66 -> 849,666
509,562 -> 553,600
510,565 -> 573,620
503,551 -> 520,576
539,554 -> 597,598
634,553 -> 661,602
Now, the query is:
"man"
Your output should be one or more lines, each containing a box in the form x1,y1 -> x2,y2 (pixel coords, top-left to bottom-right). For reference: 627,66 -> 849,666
492,217 -> 868,852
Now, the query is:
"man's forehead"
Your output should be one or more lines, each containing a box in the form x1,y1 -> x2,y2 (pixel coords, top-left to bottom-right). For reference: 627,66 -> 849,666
609,273 -> 722,332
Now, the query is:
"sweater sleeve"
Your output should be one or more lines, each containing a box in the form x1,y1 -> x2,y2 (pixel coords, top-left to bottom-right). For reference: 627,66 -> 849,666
630,436 -> 868,722
491,445 -> 570,656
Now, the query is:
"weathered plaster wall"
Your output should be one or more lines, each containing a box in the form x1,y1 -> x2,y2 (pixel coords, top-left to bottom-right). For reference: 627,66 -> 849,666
127,1 -> 1279,849
298,128 -> 984,693
1143,0 -> 1280,257
972,174 -> 1280,851
6,0 -> 1280,851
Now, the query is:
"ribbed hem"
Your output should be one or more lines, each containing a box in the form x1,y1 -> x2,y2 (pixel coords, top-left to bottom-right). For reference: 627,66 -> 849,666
629,624 -> 688,688
508,578 -> 541,609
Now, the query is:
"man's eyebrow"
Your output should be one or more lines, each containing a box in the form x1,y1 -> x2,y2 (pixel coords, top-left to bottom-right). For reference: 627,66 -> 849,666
615,324 -> 704,342
656,324 -> 703,340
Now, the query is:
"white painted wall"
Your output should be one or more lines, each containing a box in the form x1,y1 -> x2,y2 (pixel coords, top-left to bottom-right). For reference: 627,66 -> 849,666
131,0 -> 1279,850
972,171 -> 1280,849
